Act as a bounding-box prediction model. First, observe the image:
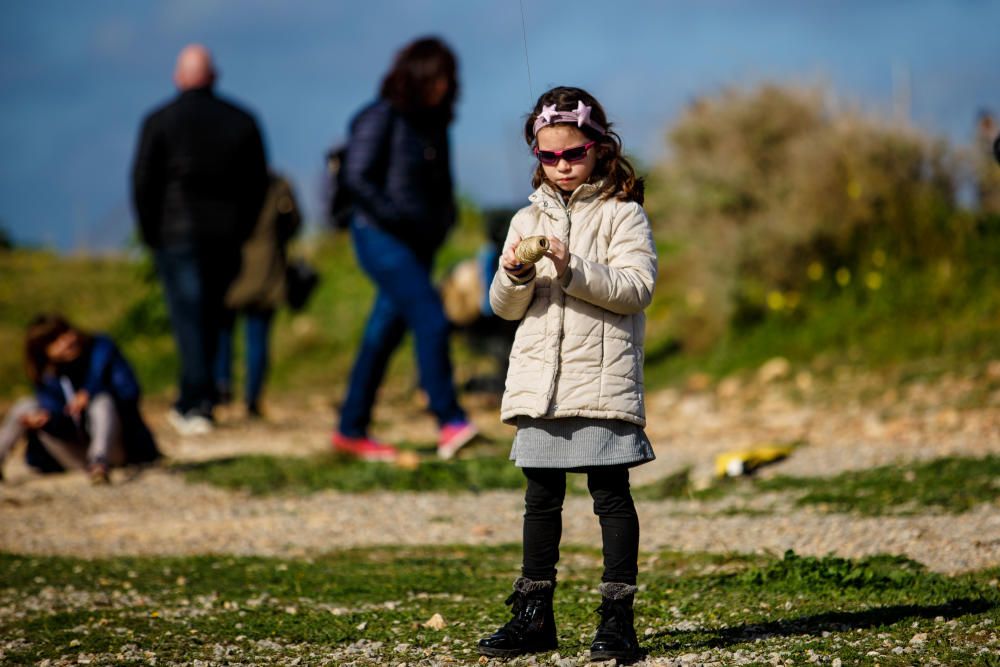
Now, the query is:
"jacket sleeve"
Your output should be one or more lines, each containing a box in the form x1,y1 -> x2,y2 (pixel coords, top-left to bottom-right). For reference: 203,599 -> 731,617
562,202 -> 658,315
131,113 -> 165,248
342,104 -> 409,231
273,177 -> 302,244
84,337 -> 141,402
488,213 -> 537,321
239,116 -> 270,244
34,379 -> 66,414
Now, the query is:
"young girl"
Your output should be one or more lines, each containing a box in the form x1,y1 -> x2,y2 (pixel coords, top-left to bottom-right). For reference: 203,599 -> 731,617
0,314 -> 160,484
478,87 -> 657,661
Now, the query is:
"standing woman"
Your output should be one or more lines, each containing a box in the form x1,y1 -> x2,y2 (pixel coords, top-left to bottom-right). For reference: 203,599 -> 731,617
333,37 -> 476,461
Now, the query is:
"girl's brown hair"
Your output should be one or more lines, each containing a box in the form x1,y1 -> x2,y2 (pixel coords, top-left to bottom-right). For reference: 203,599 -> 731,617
24,313 -> 89,384
380,36 -> 459,121
524,86 -> 644,204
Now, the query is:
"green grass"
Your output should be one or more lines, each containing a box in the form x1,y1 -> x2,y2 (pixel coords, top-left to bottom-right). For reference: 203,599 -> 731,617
5,215 -> 1000,405
634,455 -> 1000,516
178,452 -> 527,495
184,453 -> 1000,515
644,250 -> 1000,390
2,547 -> 998,665
0,212 -> 490,402
0,249 -> 175,398
759,455 -> 1000,515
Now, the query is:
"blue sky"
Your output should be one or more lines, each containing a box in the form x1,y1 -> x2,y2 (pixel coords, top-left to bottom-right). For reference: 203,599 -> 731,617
1,0 -> 997,250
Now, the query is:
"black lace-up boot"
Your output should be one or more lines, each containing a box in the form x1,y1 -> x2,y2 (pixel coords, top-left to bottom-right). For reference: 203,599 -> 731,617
590,582 -> 640,661
477,577 -> 557,657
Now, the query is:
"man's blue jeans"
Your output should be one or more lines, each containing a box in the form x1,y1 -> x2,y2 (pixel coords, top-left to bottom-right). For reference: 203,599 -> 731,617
154,245 -> 222,415
338,220 -> 465,437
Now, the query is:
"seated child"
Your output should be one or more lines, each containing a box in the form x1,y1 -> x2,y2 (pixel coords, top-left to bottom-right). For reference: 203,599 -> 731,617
0,313 -> 160,483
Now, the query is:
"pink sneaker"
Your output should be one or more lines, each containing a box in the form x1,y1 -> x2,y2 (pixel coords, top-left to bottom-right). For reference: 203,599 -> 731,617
331,433 -> 399,462
438,420 -> 478,460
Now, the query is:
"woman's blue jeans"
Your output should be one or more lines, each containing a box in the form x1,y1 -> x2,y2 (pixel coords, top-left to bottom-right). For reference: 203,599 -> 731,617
338,220 -> 465,437
214,310 -> 274,409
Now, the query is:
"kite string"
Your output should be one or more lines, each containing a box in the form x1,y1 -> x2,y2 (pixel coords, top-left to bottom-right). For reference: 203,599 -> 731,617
518,0 -> 533,101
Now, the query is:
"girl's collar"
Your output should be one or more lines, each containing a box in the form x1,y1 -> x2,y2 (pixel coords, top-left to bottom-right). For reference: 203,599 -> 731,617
530,180 -> 605,209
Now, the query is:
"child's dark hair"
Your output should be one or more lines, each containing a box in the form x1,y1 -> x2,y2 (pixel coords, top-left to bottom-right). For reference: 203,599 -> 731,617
24,313 -> 89,384
524,86 -> 644,204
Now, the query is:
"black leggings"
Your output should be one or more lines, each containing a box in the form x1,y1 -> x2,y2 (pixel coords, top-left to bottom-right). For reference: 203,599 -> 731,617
521,466 -> 639,585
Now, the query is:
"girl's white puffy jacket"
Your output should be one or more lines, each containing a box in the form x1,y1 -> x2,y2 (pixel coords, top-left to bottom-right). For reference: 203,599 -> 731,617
489,182 -> 658,427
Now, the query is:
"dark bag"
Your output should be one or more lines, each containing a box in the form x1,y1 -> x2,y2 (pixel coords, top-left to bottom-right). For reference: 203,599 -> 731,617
285,259 -> 319,311
325,145 -> 353,230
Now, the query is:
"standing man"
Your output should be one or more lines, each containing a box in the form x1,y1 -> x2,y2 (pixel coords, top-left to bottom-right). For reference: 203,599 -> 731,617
132,44 -> 268,434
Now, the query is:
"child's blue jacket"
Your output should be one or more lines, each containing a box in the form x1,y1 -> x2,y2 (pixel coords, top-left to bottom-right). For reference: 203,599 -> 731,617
34,335 -> 159,464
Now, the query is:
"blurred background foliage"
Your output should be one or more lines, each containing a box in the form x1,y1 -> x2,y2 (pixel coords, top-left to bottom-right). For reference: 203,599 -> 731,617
642,84 -> 1000,383
2,83 -> 999,401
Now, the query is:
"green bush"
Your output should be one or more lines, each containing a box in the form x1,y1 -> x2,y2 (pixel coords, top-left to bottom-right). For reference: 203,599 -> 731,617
646,84 -> 977,352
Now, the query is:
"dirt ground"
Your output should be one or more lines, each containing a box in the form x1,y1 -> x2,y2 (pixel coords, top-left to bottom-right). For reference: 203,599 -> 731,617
1,368 -> 999,573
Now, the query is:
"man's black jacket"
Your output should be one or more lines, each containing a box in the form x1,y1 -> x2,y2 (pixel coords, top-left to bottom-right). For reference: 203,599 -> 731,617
132,87 -> 268,250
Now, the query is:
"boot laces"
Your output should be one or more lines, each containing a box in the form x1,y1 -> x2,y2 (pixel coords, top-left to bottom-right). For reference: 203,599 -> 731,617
595,598 -> 629,635
501,591 -> 537,638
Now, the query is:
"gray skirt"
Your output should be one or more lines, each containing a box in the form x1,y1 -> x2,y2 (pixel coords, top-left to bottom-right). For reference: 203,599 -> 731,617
509,416 -> 655,469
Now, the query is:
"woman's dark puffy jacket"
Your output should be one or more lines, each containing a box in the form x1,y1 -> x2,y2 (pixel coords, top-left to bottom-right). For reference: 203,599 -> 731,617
342,99 -> 456,258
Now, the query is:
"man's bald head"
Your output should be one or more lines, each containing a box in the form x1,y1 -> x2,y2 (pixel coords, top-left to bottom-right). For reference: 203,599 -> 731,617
174,44 -> 216,91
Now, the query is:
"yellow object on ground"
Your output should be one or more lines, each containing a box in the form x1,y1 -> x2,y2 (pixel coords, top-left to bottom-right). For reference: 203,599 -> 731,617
715,443 -> 800,477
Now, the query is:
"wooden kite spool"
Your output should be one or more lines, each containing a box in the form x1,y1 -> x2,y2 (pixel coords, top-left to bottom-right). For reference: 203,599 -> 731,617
515,236 -> 549,264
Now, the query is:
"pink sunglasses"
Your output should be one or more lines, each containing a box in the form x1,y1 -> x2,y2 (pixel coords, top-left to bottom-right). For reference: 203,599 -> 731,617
533,140 -> 596,166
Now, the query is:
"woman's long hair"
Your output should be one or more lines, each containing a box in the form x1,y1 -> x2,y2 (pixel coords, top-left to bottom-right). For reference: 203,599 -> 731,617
24,313 -> 90,384
524,86 -> 644,204
380,36 -> 459,121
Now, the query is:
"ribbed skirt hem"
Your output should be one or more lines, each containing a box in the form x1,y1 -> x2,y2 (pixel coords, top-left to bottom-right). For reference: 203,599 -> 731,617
508,416 -> 656,469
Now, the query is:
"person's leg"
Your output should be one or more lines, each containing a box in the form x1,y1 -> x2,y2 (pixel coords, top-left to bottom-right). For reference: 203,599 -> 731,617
154,246 -> 213,415
587,466 -> 641,661
244,310 -> 274,412
587,466 -> 640,585
522,467 -> 567,582
0,397 -> 41,467
352,223 -> 465,427
337,291 -> 407,437
199,249 -> 241,413
36,432 -> 87,471
213,309 -> 236,405
85,393 -> 127,468
22,411 -> 78,473
478,466 -> 563,657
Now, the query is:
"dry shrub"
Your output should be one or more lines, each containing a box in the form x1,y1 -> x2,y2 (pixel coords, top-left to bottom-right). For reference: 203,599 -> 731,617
646,84 -> 966,351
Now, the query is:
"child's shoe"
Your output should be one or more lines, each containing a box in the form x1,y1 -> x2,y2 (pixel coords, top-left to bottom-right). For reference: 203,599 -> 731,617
331,433 -> 398,462
477,578 -> 557,658
88,462 -> 110,486
590,582 -> 641,661
437,420 -> 478,459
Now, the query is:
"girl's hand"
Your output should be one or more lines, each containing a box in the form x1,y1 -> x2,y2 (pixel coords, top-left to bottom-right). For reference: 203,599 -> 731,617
20,410 -> 50,430
68,390 -> 90,417
501,236 -> 531,276
544,236 -> 571,278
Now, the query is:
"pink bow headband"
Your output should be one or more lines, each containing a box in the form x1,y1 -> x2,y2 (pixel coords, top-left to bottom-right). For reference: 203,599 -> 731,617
532,101 -> 606,137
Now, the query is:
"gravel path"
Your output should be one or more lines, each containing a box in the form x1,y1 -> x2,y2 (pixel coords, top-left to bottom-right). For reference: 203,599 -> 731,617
1,373 -> 998,574
1,469 -> 998,573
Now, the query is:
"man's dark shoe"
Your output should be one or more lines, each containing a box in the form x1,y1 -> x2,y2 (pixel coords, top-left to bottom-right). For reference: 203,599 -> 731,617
590,582 -> 641,662
478,578 -> 557,658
